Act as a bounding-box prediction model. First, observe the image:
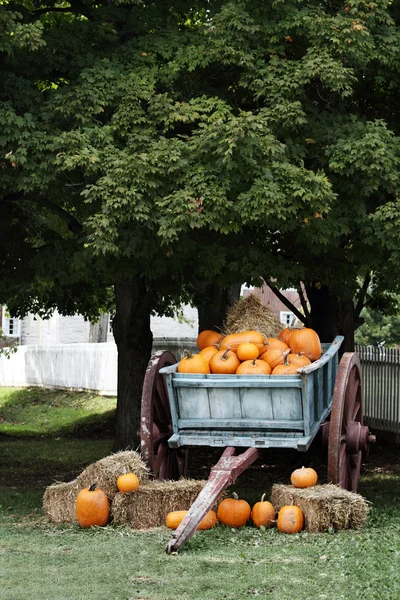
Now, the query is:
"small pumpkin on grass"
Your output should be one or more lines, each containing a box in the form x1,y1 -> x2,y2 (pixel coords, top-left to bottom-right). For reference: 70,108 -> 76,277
178,350 -> 210,374
277,505 -> 304,534
290,466 -> 318,488
117,472 -> 140,493
251,494 -> 275,528
166,510 -> 217,530
217,492 -> 251,527
76,482 -> 110,528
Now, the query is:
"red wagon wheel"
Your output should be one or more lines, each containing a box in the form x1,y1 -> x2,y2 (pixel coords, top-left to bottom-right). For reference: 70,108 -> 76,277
323,352 -> 375,492
140,351 -> 187,480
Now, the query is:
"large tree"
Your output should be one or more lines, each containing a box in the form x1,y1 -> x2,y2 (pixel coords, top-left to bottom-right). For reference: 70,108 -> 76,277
2,0 -> 400,448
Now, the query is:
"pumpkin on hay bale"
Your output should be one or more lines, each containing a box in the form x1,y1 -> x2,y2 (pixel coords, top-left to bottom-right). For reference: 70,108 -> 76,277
222,294 -> 282,339
43,450 -> 149,524
112,479 -> 221,530
271,483 -> 369,532
77,450 -> 150,500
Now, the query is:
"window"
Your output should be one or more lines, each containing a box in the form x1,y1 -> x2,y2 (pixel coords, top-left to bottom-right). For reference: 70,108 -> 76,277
280,311 -> 295,327
1,307 -> 21,337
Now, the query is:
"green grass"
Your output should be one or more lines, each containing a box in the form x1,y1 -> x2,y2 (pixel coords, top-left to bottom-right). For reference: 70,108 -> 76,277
0,387 -> 399,600
0,387 -> 116,436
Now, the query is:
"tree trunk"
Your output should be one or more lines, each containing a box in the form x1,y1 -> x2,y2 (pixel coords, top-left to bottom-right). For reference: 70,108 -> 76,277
112,275 -> 153,451
89,313 -> 109,343
197,283 -> 241,333
305,284 -> 361,353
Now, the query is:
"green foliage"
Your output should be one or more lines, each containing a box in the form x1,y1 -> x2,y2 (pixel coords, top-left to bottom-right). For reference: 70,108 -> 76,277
1,0 -> 400,322
355,306 -> 400,347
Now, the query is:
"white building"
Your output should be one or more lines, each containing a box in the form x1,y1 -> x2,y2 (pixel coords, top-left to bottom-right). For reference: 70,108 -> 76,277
1,305 -> 199,345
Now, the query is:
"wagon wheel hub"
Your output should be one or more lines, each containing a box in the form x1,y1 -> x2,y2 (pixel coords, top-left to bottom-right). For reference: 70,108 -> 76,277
324,352 -> 375,492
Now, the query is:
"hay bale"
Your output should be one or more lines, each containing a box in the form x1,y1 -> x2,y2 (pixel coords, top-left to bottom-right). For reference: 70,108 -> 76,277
112,479 -> 214,529
270,484 -> 369,532
43,479 -> 80,524
77,450 -> 150,500
223,294 -> 282,338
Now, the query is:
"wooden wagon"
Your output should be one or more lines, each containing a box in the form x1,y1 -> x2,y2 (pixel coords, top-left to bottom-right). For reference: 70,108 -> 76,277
139,336 -> 375,552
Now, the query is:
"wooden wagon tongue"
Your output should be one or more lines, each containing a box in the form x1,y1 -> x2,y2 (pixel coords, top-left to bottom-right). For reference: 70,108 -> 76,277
166,447 -> 259,554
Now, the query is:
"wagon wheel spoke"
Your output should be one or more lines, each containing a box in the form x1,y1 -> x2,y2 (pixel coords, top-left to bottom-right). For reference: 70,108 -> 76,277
140,351 -> 188,480
327,352 -> 375,492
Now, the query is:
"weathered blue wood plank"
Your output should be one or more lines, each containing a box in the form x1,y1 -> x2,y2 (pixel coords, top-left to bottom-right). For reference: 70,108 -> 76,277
169,434 -> 306,449
177,418 -> 305,430
173,378 -> 302,388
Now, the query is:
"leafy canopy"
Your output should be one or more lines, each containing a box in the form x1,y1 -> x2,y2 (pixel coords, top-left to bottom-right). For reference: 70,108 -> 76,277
1,0 -> 400,320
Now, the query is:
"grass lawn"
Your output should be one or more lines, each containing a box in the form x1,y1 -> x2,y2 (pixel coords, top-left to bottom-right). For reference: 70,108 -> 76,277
0,387 -> 399,600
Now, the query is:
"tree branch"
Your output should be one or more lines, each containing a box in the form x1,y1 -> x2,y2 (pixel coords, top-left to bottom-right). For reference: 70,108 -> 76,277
298,284 -> 311,325
354,272 -> 371,320
265,281 -> 306,325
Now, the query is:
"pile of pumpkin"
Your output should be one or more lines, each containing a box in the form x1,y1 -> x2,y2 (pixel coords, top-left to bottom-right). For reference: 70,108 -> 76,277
75,466 -> 317,534
178,327 -> 322,375
167,466 -> 318,534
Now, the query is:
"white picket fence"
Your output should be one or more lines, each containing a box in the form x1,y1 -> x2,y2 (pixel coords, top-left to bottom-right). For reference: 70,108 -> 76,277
0,339 -> 197,396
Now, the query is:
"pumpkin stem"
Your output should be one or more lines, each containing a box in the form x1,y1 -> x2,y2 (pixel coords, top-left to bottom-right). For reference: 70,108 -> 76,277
89,482 -> 97,492
283,349 -> 291,366
261,493 -> 266,502
221,347 -> 231,361
251,358 -> 257,367
232,492 -> 239,500
183,349 -> 194,359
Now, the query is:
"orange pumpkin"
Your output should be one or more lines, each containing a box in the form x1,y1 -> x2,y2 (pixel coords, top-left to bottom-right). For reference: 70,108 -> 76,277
166,510 -> 217,530
251,494 -> 275,528
178,350 -> 210,374
76,483 -> 110,528
236,342 -> 260,361
199,345 -> 219,362
220,330 -> 265,353
116,472 -> 139,493
278,327 -> 292,346
263,337 -> 289,352
287,352 -> 311,368
277,505 -> 304,534
196,329 -> 223,350
271,358 -> 299,375
236,358 -> 272,375
217,492 -> 251,527
289,327 -> 322,362
290,466 -> 318,488
259,348 -> 289,370
209,348 -> 241,374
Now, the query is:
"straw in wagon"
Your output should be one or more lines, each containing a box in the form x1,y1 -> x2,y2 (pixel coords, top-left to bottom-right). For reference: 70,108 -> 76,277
43,479 -> 80,524
271,483 -> 369,532
77,450 -> 150,500
112,479 -> 217,529
222,294 -> 282,339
